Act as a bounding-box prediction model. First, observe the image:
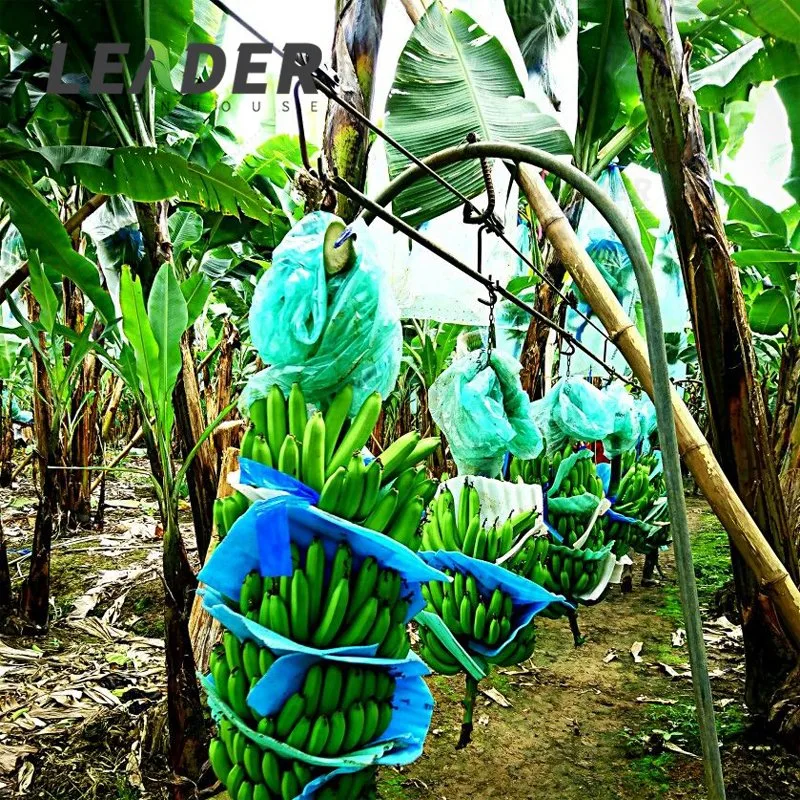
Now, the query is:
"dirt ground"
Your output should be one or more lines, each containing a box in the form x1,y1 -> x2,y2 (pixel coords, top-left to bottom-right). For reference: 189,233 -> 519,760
1,464 -> 799,800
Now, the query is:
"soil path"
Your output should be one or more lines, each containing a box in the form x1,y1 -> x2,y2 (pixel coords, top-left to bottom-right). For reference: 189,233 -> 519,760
2,486 -> 799,799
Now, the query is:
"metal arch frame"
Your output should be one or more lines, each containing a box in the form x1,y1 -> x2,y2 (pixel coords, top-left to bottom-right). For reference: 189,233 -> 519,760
361,141 -> 726,799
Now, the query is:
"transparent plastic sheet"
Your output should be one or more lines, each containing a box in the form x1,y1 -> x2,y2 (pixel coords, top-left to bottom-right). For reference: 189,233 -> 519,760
652,227 -> 690,333
561,165 -> 640,377
530,377 -> 615,451
601,382 -> 641,457
428,349 -> 544,477
634,393 -> 658,454
243,211 -> 402,413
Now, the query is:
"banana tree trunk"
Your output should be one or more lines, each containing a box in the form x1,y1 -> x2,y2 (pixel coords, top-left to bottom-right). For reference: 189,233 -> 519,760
0,381 -> 12,487
323,0 -> 387,222
135,202 -> 211,792
63,280 -> 100,526
626,0 -> 799,714
19,291 -> 58,630
163,508 -> 205,800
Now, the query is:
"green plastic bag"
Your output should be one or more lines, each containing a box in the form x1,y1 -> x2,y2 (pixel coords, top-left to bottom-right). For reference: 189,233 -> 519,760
243,212 -> 402,413
429,349 -> 543,477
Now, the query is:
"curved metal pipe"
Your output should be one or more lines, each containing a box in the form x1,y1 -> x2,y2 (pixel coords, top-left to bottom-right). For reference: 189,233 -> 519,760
366,141 -> 726,798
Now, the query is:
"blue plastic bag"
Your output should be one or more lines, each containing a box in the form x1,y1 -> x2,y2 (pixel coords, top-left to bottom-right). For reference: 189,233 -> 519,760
197,494 -> 447,621
428,348 -> 544,477
243,211 -> 402,412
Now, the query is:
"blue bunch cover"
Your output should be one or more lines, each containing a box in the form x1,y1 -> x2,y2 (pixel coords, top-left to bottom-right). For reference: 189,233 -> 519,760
198,494 -> 446,622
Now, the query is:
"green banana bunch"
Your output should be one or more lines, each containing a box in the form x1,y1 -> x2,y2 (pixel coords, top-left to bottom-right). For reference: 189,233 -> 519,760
508,442 -> 573,486
550,453 -> 604,500
543,543 -> 604,598
488,621 -> 536,666
229,542 -> 410,659
422,568 -> 515,651
244,384 -> 437,546
416,624 -> 462,675
209,730 -> 378,799
614,463 -> 657,516
256,662 -> 396,756
422,482 -> 537,563
214,491 -> 251,541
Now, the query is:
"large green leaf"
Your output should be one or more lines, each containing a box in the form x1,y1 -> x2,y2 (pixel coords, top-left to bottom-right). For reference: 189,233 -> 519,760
25,146 -> 277,225
578,0 -> 640,154
716,179 -> 788,241
181,271 -> 211,326
384,2 -> 571,227
621,171 -> 659,263
169,209 -> 204,259
119,265 -> 161,412
27,251 -> 59,334
748,287 -> 791,335
690,38 -> 764,92
777,76 -> 800,204
744,0 -> 800,44
148,263 -> 187,434
0,172 -> 116,323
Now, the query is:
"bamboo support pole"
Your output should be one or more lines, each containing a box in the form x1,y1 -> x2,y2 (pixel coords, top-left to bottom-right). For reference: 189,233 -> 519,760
369,141 -> 800,650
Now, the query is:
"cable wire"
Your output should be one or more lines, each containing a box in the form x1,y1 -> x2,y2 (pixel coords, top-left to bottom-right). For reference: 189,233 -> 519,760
206,0 -> 632,380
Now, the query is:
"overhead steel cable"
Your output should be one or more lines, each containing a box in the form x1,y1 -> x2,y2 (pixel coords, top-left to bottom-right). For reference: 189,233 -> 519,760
206,0 -> 633,380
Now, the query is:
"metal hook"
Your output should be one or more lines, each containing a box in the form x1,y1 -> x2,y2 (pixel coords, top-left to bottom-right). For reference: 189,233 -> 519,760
463,133 -> 504,234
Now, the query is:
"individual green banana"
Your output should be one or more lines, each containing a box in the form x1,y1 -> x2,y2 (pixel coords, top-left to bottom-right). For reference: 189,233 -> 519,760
261,750 -> 282,795
275,692 -> 306,738
341,668 -> 364,709
227,764 -> 246,800
362,488 -> 398,531
377,431 -> 420,483
288,382 -> 307,442
301,412 -> 326,493
397,436 -> 441,473
306,715 -> 330,756
290,569 -> 310,643
327,391 -> 381,477
208,738 -> 232,785
335,596 -> 379,647
278,435 -> 300,479
303,537 -> 326,628
356,459 -> 383,520
337,452 -> 365,518
317,466 -> 346,514
325,710 -> 347,755
320,664 -> 344,715
227,667 -> 250,719
360,699 -> 380,746
239,571 -> 263,615
242,640 -> 261,683
323,384 -> 354,463
386,496 -> 424,548
347,556 -> 379,621
311,578 -> 350,647
249,397 -> 269,438
280,771 -> 300,800
266,385 -> 288,464
286,716 -> 311,750
268,594 -> 291,639
342,702 -> 365,752
242,743 -> 262,783
364,604 -> 392,647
